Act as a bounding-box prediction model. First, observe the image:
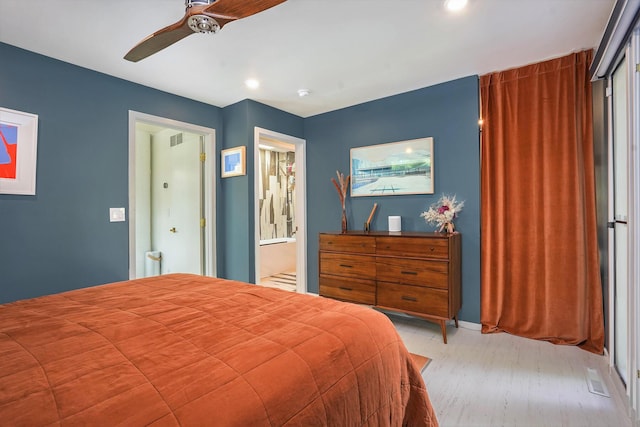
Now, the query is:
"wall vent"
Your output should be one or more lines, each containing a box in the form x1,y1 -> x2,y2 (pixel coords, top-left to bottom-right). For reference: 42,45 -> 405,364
170,133 -> 183,147
585,368 -> 610,397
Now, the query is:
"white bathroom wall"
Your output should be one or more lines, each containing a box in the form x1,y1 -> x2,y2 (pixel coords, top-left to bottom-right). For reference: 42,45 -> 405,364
259,240 -> 297,278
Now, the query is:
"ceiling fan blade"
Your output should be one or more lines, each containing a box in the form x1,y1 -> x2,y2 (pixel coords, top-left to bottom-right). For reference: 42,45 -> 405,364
124,17 -> 193,62
203,0 -> 286,21
124,0 -> 286,62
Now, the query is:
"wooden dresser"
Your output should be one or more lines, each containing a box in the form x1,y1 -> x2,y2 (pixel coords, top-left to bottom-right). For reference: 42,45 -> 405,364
319,231 -> 461,343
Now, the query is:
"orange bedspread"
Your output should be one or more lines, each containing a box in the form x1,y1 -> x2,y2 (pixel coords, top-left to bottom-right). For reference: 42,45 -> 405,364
0,274 -> 437,426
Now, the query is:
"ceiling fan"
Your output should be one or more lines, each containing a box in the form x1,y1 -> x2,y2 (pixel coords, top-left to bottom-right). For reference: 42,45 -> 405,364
124,0 -> 286,62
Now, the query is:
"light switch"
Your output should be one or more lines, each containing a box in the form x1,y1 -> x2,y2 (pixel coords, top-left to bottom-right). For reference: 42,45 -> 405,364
110,207 -> 126,222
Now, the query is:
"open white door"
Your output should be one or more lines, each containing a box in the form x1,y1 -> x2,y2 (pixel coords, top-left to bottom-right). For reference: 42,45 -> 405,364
151,130 -> 202,274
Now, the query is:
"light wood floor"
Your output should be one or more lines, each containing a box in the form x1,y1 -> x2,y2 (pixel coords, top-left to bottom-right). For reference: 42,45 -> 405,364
259,272 -> 296,292
389,314 -> 632,427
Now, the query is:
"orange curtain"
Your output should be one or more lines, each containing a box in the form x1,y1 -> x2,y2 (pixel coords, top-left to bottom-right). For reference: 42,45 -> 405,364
480,50 -> 604,354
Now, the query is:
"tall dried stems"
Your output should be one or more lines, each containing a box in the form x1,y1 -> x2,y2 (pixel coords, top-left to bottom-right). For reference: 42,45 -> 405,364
331,171 -> 350,208
331,171 -> 350,233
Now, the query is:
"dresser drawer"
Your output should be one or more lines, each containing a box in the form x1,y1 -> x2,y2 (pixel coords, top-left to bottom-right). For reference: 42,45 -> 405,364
377,281 -> 449,318
319,234 -> 375,254
376,258 -> 448,289
377,236 -> 449,259
319,275 -> 375,305
320,252 -> 376,279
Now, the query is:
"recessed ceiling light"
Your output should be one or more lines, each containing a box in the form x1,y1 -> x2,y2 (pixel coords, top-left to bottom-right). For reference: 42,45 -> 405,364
297,89 -> 310,97
444,0 -> 468,12
245,78 -> 260,90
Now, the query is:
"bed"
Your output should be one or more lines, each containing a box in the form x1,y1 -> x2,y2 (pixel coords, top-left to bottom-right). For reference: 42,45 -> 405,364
0,273 -> 438,426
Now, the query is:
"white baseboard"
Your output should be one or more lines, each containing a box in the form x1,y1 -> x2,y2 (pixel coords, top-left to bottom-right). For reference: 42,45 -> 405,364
606,361 -> 635,424
457,320 -> 482,331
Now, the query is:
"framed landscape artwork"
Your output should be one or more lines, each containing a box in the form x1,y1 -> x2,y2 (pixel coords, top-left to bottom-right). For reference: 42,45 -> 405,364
0,107 -> 39,195
350,137 -> 434,197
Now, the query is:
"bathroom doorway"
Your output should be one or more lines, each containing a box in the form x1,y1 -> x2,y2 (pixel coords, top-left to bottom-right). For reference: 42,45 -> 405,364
253,127 -> 306,293
128,111 -> 216,279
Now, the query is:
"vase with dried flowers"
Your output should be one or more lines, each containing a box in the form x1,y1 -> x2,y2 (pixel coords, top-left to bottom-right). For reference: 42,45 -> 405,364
420,194 -> 464,234
331,170 -> 350,233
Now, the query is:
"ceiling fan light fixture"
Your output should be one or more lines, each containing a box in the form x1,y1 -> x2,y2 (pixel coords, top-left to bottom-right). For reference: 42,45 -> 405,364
188,15 -> 220,33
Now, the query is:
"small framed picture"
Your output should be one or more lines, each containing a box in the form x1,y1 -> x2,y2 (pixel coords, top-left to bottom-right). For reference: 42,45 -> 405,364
221,146 -> 246,178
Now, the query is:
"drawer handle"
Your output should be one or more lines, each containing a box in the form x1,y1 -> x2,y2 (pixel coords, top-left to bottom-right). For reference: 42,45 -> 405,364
339,264 -> 353,268
429,247 -> 435,251
401,271 -> 418,275
339,286 -> 353,291
401,295 -> 418,302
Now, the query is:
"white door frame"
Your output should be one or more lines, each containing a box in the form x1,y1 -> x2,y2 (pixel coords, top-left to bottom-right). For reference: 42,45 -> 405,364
128,111 -> 217,279
630,28 -> 640,420
605,35 -> 640,423
587,3 -> 640,419
253,127 -> 307,293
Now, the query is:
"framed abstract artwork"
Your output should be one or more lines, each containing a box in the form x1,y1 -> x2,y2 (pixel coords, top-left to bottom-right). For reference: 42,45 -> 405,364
350,137 -> 434,197
0,107 -> 39,195
221,145 -> 246,178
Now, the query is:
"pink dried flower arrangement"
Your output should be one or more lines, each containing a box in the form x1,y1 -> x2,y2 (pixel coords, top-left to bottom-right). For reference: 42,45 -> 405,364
420,194 -> 464,233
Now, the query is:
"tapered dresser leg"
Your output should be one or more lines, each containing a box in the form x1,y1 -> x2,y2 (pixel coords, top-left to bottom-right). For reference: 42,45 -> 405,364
440,320 -> 447,344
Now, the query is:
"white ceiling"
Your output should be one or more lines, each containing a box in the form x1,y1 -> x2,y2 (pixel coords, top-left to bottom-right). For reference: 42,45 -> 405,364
0,0 -> 614,118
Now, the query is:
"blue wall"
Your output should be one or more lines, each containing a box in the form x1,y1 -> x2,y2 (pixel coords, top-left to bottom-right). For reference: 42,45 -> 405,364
0,43 -> 222,302
220,100 -> 304,282
1,43 -> 480,323
305,76 -> 481,322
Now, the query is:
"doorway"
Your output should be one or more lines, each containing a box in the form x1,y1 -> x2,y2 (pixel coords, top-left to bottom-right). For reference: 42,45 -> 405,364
253,127 -> 306,293
128,111 -> 216,279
